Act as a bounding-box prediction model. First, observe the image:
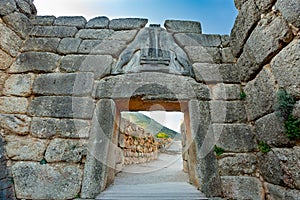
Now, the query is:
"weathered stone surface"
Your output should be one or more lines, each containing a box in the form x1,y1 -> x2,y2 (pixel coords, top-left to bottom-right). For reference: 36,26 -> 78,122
275,0 -> 300,28
0,114 -> 31,135
230,0 -> 261,57
254,0 -> 276,12
9,52 -> 60,73
221,176 -> 264,200
75,29 -> 114,40
53,16 -> 87,29
211,84 -> 242,100
109,18 -> 148,30
0,23 -> 22,57
174,33 -> 221,47
109,30 -> 138,41
60,55 -> 113,79
258,151 -> 284,185
22,37 -> 60,52
293,101 -> 300,118
0,49 -> 13,69
5,135 -> 47,161
30,26 -> 78,38
234,0 -> 248,10
45,138 -> 85,162
16,0 -> 37,17
244,68 -> 276,121
12,162 -> 83,199
0,0 -> 16,16
271,39 -> 300,98
31,118 -> 90,138
57,38 -> 81,54
86,16 -> 109,29
221,35 -> 230,48
210,101 -> 247,123
165,20 -> 201,33
185,46 -> 221,63
3,74 -> 34,96
193,63 -> 240,83
219,153 -> 257,176
221,47 -> 235,63
3,12 -> 32,39
212,124 -> 256,152
28,96 -> 94,119
267,183 -> 300,200
78,40 -> 127,57
33,72 -> 93,96
0,97 -> 28,114
255,113 -> 292,147
0,72 -> 7,95
32,15 -> 56,26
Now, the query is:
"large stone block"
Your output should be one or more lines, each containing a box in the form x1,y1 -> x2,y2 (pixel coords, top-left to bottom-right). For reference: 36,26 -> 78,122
210,101 -> 247,123
0,114 -> 31,135
0,49 -> 14,69
9,52 -> 60,73
212,124 -> 257,152
57,38 -> 82,54
60,55 -> 113,79
12,162 -> 83,199
28,96 -> 94,119
174,33 -> 221,47
31,118 -> 90,139
45,138 -> 85,162
221,176 -> 264,200
30,26 -> 78,38
244,68 -> 276,121
5,135 -> 47,161
221,47 -> 235,63
271,39 -> 300,98
255,0 -> 276,12
0,97 -> 28,114
255,113 -> 292,147
33,72 -> 93,96
267,183 -> 300,200
109,18 -> 148,30
54,16 -> 87,29
0,0 -> 16,16
234,0 -> 248,10
0,23 -> 22,57
16,0 -> 37,17
22,37 -> 61,52
218,153 -> 257,176
3,74 -> 34,96
85,16 -> 109,29
109,30 -> 138,41
275,0 -> 300,28
32,15 -> 56,26
211,84 -> 241,100
75,29 -> 114,40
293,101 -> 300,118
3,12 -> 32,39
164,20 -> 201,34
185,46 -> 221,63
0,72 -> 7,95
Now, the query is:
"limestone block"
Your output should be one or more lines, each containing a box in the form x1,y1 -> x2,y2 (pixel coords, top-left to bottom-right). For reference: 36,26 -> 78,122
255,0 -> 276,12
45,138 -> 85,162
230,0 -> 261,57
174,33 -> 221,47
221,35 -> 230,48
185,46 -> 221,63
32,15 -> 56,26
218,153 -> 257,176
0,23 -> 22,57
9,52 -> 60,73
3,12 -> 33,39
193,63 -> 240,83
234,0 -> 249,10
210,101 -> 247,123
85,16 -> 109,29
271,39 -> 300,98
212,124 -> 257,152
244,68 -> 276,121
211,84 -> 241,100
28,96 -> 94,119
109,18 -> 148,30
275,0 -> 300,28
31,117 -> 90,139
5,135 -> 47,161
33,72 -> 93,96
0,49 -> 14,69
109,30 -> 138,41
54,16 -> 87,29
0,0 -> 16,16
0,114 -> 31,135
30,26 -> 78,38
22,37 -> 60,52
0,97 -> 28,114
221,176 -> 264,200
267,183 -> 300,200
221,47 -> 235,63
164,20 -> 201,34
78,39 -> 127,57
255,113 -> 292,147
16,0 -> 37,17
57,38 -> 81,54
75,29 -> 114,40
12,162 -> 83,199
293,101 -> 300,118
4,74 -> 34,96
60,55 -> 113,79
0,72 -> 8,95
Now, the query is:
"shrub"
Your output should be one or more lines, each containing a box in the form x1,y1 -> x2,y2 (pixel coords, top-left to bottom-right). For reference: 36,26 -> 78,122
275,89 -> 295,120
258,141 -> 271,153
285,115 -> 300,139
214,145 -> 225,156
156,132 -> 170,139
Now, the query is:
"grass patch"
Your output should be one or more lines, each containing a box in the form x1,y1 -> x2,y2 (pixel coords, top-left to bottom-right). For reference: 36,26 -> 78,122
258,141 -> 271,153
214,145 -> 225,156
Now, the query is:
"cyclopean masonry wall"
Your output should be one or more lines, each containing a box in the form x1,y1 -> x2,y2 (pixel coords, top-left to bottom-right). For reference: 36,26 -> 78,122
0,0 -> 299,199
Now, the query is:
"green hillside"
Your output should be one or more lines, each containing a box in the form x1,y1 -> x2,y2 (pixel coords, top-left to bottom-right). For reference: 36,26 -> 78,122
122,112 -> 180,139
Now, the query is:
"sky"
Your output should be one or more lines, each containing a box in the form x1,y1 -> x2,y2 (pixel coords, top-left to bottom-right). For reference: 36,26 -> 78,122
34,0 -> 238,34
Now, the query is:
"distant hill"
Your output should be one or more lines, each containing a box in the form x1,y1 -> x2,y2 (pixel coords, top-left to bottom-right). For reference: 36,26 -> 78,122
122,112 -> 180,139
